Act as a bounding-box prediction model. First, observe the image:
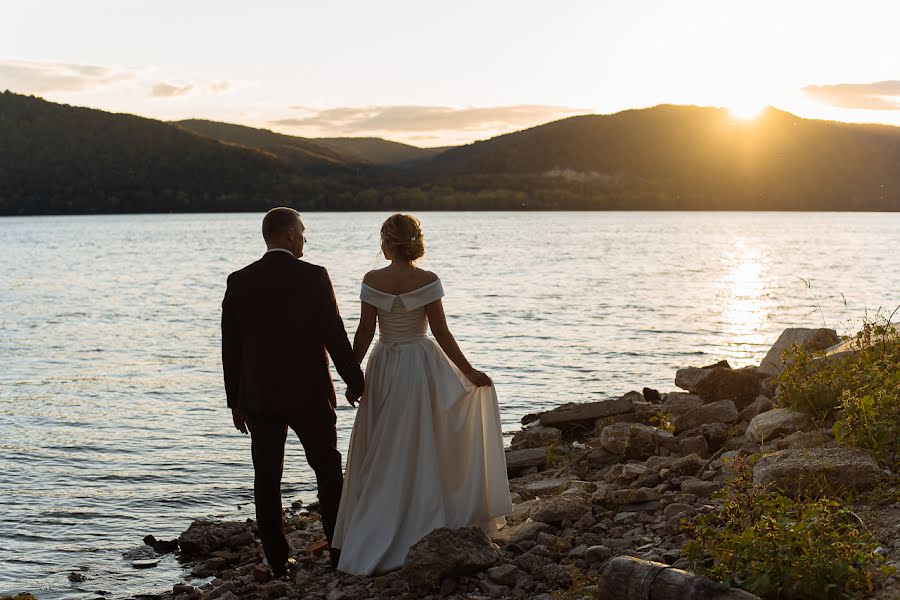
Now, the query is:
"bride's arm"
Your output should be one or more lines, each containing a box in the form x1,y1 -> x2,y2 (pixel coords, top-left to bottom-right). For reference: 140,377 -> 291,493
353,301 -> 377,364
426,299 -> 492,387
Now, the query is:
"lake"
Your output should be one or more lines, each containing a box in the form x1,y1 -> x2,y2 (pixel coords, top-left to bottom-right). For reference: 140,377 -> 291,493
1,211 -> 898,598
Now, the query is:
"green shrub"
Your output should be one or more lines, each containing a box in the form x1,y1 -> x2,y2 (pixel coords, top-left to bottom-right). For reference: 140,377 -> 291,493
776,315 -> 900,427
683,457 -> 889,599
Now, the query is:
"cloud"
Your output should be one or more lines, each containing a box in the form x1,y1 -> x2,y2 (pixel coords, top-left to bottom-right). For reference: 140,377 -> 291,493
209,81 -> 231,94
802,80 -> 900,111
271,104 -> 586,136
0,58 -> 135,93
150,82 -> 195,97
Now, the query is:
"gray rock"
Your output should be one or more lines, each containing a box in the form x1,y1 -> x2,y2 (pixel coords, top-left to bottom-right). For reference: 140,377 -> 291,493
674,360 -> 730,392
662,503 -> 694,520
671,400 -> 739,433
510,425 -> 562,449
678,435 -> 709,458
206,582 -> 237,600
505,448 -> 547,473
753,447 -> 881,497
759,328 -> 839,377
488,563 -> 520,585
746,408 -> 809,443
693,367 -> 767,402
178,520 -> 252,559
585,545 -> 612,564
738,395 -> 774,423
531,494 -> 591,525
599,422 -> 674,458
498,520 -> 550,545
402,526 -> 500,592
523,477 -> 571,497
680,478 -> 724,497
608,487 -> 660,505
663,392 -> 704,416
620,500 -> 661,512
539,393 -> 636,428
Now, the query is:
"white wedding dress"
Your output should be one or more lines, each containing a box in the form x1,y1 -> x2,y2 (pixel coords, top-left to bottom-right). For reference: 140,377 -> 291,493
331,279 -> 512,576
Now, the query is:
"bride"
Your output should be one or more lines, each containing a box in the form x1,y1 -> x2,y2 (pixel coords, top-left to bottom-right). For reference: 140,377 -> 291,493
331,213 -> 512,576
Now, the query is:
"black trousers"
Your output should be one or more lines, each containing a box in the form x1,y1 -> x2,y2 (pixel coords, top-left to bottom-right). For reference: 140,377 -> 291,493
248,410 -> 342,569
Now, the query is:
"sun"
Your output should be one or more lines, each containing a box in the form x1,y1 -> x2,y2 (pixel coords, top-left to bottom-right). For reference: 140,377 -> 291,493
728,100 -> 767,121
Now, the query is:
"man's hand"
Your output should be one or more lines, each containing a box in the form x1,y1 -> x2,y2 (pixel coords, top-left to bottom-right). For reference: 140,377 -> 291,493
345,387 -> 363,408
231,408 -> 249,434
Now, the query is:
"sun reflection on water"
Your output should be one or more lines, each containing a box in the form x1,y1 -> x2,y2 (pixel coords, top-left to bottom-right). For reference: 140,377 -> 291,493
720,244 -> 773,364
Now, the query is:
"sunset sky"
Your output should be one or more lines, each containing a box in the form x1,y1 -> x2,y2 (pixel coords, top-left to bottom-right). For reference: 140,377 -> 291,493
2,0 -> 898,146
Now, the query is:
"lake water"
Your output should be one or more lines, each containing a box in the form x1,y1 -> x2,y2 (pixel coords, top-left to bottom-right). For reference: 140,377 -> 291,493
1,212 -> 898,598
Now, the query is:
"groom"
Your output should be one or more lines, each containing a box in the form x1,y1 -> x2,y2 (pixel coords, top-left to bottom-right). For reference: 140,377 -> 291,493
221,207 -> 364,576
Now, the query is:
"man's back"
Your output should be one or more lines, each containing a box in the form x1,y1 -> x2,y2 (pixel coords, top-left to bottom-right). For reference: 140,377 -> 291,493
221,251 -> 362,416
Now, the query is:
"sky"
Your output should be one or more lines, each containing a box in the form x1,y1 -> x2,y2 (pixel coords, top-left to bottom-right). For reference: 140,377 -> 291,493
1,0 -> 899,146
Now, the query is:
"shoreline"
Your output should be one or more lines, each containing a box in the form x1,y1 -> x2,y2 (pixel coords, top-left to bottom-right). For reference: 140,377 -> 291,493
10,327 -> 899,600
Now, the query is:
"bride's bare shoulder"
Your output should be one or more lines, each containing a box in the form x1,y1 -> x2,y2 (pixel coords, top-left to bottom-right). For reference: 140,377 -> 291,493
362,269 -> 386,285
416,269 -> 440,285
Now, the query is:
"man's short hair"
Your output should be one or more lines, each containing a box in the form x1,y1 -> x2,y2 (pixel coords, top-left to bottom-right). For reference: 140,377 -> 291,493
262,207 -> 301,242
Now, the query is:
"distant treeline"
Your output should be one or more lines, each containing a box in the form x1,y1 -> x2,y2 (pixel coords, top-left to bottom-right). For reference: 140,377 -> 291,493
1,91 -> 898,214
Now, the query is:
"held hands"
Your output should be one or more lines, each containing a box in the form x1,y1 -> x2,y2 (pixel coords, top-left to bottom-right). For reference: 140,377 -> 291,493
346,387 -> 363,407
463,368 -> 492,387
231,408 -> 249,435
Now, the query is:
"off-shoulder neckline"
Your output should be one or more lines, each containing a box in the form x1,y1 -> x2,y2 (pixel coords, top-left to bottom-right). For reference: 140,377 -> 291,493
360,278 -> 441,298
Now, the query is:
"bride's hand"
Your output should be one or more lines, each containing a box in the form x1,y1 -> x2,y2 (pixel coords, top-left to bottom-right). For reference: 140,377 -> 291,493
464,368 -> 492,387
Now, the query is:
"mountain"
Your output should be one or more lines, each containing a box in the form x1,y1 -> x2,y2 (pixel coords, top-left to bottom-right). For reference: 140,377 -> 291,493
425,105 -> 900,210
314,137 -> 450,165
0,91 -> 298,214
175,119 -> 351,169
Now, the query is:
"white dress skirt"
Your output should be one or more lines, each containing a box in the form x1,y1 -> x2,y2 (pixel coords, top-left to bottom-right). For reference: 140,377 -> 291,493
331,279 -> 512,576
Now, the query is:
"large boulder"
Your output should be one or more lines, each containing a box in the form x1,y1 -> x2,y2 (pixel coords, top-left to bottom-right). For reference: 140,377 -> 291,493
402,526 -> 500,591
758,328 -> 839,377
671,400 -> 739,433
177,520 -> 254,559
738,395 -> 774,423
599,422 -> 675,458
693,367 -> 767,403
663,392 -> 703,416
539,392 -> 637,428
753,447 -> 881,497
674,360 -> 730,392
746,408 -> 809,443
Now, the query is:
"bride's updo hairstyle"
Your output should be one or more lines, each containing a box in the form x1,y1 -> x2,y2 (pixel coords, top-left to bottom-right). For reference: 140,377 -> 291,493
381,213 -> 425,262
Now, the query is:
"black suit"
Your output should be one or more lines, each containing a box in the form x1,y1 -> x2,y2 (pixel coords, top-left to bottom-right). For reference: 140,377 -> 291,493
221,250 -> 363,570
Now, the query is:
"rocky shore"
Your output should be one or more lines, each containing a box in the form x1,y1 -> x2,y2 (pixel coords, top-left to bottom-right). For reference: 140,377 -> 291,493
84,328 -> 898,600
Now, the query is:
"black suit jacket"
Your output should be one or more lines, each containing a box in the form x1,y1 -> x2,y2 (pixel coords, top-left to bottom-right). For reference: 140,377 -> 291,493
221,251 -> 364,417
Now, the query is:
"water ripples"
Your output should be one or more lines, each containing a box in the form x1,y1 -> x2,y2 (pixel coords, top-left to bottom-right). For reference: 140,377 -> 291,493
1,211 -> 898,598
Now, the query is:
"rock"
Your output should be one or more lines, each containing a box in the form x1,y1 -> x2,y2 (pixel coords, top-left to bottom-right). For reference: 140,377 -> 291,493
694,367 -> 767,403
643,388 -> 662,403
600,556 -> 760,599
680,478 -> 724,497
678,435 -> 709,458
667,453 -> 706,477
487,564 -> 520,585
206,582 -> 237,600
585,545 -> 612,564
402,526 -> 500,592
746,408 -> 809,443
738,395 -> 774,423
599,422 -> 674,458
587,447 -> 618,466
539,393 -> 636,428
663,392 -> 703,416
143,534 -> 179,554
191,556 -> 228,577
178,520 -> 253,559
132,559 -> 159,569
605,463 -> 649,483
675,360 -> 731,391
775,428 -> 834,450
68,572 -> 87,582
753,447 -> 881,497
759,328 -> 839,376
511,425 -> 562,449
497,520 -> 550,545
671,400 -> 739,433
608,487 -> 660,505
531,494 -> 591,525
505,448 -> 547,474
663,503 -> 694,520
252,564 -> 270,583
620,500 -> 661,512
523,477 -> 571,497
